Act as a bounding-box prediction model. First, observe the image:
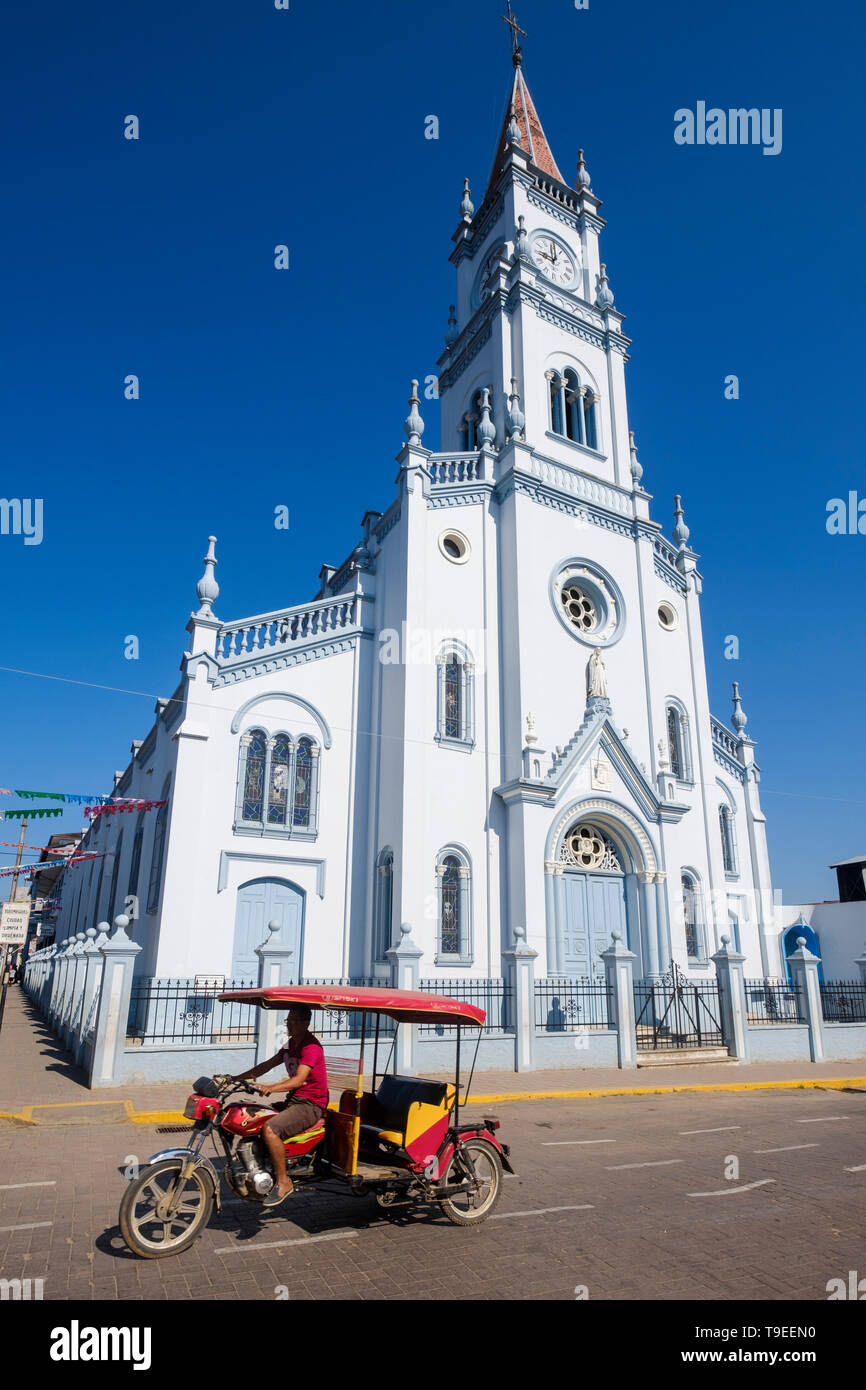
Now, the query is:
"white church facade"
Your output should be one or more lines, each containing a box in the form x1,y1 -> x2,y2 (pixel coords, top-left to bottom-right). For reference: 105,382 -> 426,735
53,55 -> 788,989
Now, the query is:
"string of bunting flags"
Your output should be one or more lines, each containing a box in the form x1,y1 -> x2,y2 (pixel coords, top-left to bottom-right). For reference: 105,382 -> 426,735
0,788 -> 167,822
85,800 -> 166,819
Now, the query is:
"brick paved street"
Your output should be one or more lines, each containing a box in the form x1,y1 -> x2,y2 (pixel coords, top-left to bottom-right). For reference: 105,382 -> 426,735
1,1083 -> 864,1302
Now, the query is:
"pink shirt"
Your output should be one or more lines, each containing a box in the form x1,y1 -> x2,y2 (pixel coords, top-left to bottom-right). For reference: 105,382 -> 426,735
282,1032 -> 328,1110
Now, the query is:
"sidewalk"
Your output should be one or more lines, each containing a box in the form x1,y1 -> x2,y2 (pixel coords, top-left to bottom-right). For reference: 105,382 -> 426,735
2,988 -> 865,1125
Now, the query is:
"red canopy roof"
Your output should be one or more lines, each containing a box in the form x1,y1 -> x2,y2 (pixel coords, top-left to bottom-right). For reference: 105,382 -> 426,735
217,984 -> 486,1027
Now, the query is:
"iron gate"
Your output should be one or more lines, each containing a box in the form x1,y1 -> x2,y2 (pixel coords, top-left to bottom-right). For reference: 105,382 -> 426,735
634,962 -> 726,1051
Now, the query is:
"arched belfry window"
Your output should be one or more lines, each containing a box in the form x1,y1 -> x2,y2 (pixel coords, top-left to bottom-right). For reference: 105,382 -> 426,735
435,847 -> 472,963
681,871 -> 705,961
665,702 -> 693,782
236,729 -> 320,837
435,645 -> 475,748
459,390 -> 483,450
719,805 -> 737,875
547,368 -> 600,451
373,849 -> 394,963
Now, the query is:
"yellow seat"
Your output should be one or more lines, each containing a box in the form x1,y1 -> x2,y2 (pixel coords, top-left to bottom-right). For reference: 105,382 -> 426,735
374,1129 -> 403,1144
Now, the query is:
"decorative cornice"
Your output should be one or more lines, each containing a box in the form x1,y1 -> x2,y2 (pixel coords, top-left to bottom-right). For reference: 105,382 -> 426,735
498,476 -> 634,537
713,747 -> 747,783
526,185 -> 580,231
427,488 -> 492,509
653,555 -> 686,593
213,634 -> 366,688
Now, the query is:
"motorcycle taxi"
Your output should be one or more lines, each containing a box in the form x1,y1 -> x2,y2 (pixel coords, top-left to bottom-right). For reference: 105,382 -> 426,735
119,983 -> 513,1258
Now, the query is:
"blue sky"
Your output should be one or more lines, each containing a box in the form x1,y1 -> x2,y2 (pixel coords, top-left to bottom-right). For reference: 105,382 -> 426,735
1,0 -> 864,904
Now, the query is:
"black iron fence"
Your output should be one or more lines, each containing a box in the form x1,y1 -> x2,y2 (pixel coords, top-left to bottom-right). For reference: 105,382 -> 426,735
744,979 -> 803,1025
535,976 -> 612,1032
418,977 -> 512,1034
634,972 -> 725,1050
126,977 -> 257,1045
820,980 -> 866,1023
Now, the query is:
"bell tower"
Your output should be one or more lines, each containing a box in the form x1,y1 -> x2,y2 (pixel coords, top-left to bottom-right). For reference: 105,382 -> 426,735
438,11 -> 634,491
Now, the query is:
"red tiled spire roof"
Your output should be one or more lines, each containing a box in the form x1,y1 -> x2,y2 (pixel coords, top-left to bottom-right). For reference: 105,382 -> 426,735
487,61 -> 566,190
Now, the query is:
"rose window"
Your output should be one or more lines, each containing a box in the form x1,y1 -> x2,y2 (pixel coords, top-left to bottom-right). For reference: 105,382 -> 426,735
561,585 -> 597,632
561,823 -> 622,872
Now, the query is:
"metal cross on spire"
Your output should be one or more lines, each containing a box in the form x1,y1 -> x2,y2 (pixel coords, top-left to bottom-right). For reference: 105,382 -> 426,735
501,1 -> 528,65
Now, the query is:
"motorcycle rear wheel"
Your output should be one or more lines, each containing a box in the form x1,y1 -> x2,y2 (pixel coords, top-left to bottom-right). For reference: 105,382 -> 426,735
438,1139 -> 502,1226
119,1157 -> 214,1258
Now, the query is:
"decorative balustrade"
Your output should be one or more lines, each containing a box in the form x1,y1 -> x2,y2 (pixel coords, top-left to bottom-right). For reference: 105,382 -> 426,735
526,454 -> 631,516
653,535 -> 680,568
427,452 -> 487,486
711,716 -> 740,760
216,595 -> 362,665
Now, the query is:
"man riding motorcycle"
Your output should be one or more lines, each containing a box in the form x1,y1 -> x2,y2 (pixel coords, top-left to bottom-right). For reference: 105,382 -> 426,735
231,1003 -> 329,1205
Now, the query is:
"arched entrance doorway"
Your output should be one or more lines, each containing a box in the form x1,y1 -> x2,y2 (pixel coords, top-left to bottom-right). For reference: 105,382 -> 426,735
558,822 -> 628,977
232,877 -> 304,981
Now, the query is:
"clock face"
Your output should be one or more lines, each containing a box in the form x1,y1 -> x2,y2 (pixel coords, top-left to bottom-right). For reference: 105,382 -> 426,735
531,234 -> 578,288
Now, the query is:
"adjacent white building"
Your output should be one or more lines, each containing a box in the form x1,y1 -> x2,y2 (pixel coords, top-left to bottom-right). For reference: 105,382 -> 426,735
53,56 -> 792,987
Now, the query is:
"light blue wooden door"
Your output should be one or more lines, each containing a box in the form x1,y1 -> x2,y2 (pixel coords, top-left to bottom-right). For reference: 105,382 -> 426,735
231,878 -> 304,982
562,872 -> 627,976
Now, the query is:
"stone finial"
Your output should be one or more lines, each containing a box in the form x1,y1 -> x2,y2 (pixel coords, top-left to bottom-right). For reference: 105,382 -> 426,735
515,214 -> 528,259
506,378 -> 525,440
404,379 -> 425,445
445,304 -> 458,349
524,711 -> 537,745
720,933 -> 731,947
194,536 -> 219,617
657,737 -> 669,770
731,681 -> 748,734
629,430 -> 643,488
673,494 -> 690,549
576,148 -> 591,190
477,387 -> 496,449
267,918 -> 281,936
507,104 -> 521,146
513,923 -> 527,943
460,177 -> 475,221
596,263 -> 614,309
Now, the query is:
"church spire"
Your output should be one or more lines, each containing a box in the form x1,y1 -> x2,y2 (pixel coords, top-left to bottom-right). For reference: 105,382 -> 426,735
486,7 -> 565,191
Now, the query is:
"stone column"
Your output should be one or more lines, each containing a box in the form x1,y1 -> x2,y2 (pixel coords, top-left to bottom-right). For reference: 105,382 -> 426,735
787,936 -> 824,1063
90,917 -> 142,1088
600,930 -> 637,1069
654,872 -> 672,971
712,934 -> 750,1061
502,924 -> 538,1072
255,920 -> 295,1065
638,872 -> 659,978
62,934 -> 87,1049
386,922 -> 422,1076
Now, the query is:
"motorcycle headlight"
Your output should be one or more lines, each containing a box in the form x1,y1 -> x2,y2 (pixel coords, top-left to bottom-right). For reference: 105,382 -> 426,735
183,1096 -> 198,1120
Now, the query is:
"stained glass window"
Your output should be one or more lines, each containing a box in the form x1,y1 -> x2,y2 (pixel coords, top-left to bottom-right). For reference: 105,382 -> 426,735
444,657 -> 461,739
440,855 -> 461,955
242,730 -> 267,822
293,738 -> 312,829
667,707 -> 683,779
268,736 -> 291,826
682,874 -> 699,958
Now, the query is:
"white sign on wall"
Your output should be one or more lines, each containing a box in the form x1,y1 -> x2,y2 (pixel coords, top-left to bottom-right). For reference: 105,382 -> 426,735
0,902 -> 30,945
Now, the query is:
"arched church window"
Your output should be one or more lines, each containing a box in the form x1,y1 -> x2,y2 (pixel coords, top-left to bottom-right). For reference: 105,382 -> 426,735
682,872 -> 704,960
241,729 -> 267,822
235,729 -> 320,837
435,646 -> 475,747
267,735 -> 292,827
564,369 -> 582,443
92,855 -> 106,928
583,392 -> 598,450
560,823 -> 622,871
548,371 -> 564,435
719,805 -> 737,875
436,848 -> 472,961
107,830 -> 124,925
373,849 -> 394,963
548,367 -> 600,451
561,583 -> 597,633
147,778 -> 171,914
460,390 -> 483,450
293,738 -> 314,829
665,703 -> 692,781
127,811 -> 146,916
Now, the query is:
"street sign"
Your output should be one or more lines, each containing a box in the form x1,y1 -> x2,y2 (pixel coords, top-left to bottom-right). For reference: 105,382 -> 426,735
0,902 -> 30,946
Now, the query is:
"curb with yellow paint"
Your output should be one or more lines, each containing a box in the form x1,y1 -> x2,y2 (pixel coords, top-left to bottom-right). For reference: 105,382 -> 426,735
1,1075 -> 864,1126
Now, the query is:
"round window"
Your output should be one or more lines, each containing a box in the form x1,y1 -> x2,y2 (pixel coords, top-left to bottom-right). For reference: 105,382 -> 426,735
658,602 -> 678,631
561,584 -> 597,633
438,531 -> 470,564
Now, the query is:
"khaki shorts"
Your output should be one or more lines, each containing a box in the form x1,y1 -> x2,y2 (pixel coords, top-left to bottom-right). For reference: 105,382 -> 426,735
264,1098 -> 325,1140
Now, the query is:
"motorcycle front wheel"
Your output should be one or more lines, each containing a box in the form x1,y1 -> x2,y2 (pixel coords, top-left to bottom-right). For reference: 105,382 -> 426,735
119,1157 -> 214,1258
438,1139 -> 502,1226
